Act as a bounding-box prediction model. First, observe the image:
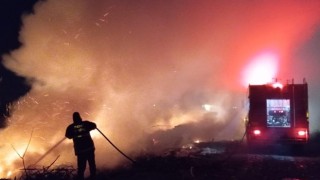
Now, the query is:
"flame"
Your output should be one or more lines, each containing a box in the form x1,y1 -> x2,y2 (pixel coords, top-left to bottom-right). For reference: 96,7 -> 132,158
0,134 -> 49,178
1,0 -> 320,177
194,139 -> 201,144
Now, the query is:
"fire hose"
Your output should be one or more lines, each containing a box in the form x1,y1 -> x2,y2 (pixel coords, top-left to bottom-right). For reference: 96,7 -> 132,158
34,128 -> 135,165
33,137 -> 67,165
96,128 -> 135,164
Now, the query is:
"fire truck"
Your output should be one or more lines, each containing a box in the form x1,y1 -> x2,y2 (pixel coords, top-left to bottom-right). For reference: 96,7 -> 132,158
246,79 -> 309,145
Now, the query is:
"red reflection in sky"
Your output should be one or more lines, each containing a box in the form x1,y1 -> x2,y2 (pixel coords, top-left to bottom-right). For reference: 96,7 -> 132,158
1,1 -> 320,177
211,1 -> 320,90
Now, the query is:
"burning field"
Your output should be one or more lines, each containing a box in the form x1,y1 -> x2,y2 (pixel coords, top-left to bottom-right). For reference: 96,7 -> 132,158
3,139 -> 320,180
1,0 -> 320,179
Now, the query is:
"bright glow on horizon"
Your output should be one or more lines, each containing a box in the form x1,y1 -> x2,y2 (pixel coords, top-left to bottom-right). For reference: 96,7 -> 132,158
242,52 -> 279,86
2,0 -> 320,176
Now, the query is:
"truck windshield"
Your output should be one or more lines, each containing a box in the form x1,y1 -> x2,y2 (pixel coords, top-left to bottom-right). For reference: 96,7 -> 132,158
266,99 -> 291,128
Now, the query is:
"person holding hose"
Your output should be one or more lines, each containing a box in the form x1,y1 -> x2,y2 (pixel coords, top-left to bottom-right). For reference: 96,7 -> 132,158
65,112 -> 97,180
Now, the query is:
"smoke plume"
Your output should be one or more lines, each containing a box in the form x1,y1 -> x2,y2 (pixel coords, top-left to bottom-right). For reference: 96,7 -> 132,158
1,0 -> 320,174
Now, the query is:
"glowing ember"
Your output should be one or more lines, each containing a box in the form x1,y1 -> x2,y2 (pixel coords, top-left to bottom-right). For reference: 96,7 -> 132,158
1,0 -> 320,178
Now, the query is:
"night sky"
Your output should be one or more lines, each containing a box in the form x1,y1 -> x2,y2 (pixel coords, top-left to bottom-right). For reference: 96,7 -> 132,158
1,0 -> 320,177
0,0 -> 37,128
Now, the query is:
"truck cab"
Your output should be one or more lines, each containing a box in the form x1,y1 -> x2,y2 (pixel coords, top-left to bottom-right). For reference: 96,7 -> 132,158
246,80 -> 309,145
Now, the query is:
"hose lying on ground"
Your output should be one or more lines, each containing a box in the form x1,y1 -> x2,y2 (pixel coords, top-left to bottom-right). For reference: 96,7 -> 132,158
96,128 -> 135,164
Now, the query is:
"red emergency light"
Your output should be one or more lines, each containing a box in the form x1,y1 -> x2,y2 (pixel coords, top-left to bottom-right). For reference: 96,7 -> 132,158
297,130 -> 307,136
253,129 -> 261,135
272,82 -> 283,89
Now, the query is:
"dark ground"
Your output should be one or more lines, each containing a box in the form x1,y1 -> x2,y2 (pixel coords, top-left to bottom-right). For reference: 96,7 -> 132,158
7,137 -> 320,180
1,1 -> 320,179
97,141 -> 320,180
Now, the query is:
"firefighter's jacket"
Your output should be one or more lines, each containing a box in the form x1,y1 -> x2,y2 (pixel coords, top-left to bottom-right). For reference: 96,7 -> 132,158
65,121 -> 96,155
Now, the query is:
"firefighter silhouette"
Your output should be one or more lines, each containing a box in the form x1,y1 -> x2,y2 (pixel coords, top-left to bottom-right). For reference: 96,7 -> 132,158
65,112 -> 97,179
